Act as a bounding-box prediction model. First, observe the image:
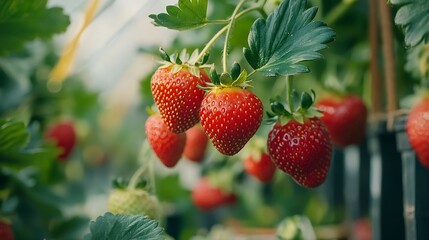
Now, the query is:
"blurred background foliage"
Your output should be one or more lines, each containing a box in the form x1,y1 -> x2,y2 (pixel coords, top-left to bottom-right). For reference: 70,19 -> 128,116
0,0 -> 421,239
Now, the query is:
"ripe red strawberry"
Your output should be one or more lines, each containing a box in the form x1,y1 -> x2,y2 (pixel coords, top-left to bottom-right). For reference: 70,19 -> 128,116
316,95 -> 367,147
183,124 -> 208,162
151,49 -> 210,133
406,97 -> 429,168
244,151 -> 276,183
145,115 -> 186,168
191,178 -> 236,211
268,118 -> 332,188
200,87 -> 263,156
0,220 -> 14,240
45,121 -> 77,161
108,188 -> 161,220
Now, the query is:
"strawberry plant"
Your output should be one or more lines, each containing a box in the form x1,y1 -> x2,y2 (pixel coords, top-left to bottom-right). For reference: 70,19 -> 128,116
5,0 -> 429,238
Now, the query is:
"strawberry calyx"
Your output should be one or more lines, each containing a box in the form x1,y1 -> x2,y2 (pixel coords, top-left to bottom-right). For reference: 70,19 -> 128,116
201,62 -> 253,91
267,90 -> 323,125
158,48 -> 212,77
112,177 -> 147,190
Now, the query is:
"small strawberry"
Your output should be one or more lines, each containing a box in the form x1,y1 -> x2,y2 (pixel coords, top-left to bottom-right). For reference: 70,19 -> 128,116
406,97 -> 429,168
199,65 -> 263,156
316,94 -> 367,147
242,137 -> 276,183
145,115 -> 186,167
45,120 -> 77,161
0,220 -> 14,240
183,124 -> 208,162
151,49 -> 211,133
191,177 -> 236,211
108,188 -> 161,220
244,152 -> 276,183
266,91 -> 332,188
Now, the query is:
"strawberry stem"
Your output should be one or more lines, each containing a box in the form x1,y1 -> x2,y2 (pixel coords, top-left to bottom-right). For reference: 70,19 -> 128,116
128,140 -> 151,190
195,3 -> 268,63
222,0 -> 250,73
286,75 -> 294,113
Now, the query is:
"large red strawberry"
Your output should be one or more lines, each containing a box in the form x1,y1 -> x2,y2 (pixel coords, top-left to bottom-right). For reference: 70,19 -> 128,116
267,91 -> 332,188
45,120 -> 77,161
183,124 -> 208,162
316,95 -> 367,147
199,66 -> 263,156
406,97 -> 429,168
191,177 -> 236,211
0,220 -> 14,240
151,49 -> 210,133
244,151 -> 276,183
145,115 -> 186,168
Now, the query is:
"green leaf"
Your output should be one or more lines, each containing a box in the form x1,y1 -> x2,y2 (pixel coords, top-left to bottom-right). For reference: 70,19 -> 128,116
0,119 -> 58,180
244,0 -> 335,76
0,119 -> 28,152
0,0 -> 70,55
391,0 -> 429,46
149,0 -> 208,30
84,213 -> 164,240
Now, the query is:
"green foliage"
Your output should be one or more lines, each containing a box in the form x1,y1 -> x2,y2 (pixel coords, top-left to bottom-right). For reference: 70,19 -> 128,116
0,119 -> 58,172
149,0 -> 208,30
0,0 -> 70,56
244,0 -> 335,76
391,0 -> 429,47
84,213 -> 164,240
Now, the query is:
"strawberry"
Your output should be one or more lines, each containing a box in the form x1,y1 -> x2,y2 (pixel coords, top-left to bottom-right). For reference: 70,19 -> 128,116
406,97 -> 429,168
191,177 -> 236,211
145,115 -> 186,168
268,118 -> 332,187
316,95 -> 367,147
244,151 -> 276,183
199,66 -> 263,156
266,91 -> 332,188
183,124 -> 208,162
151,49 -> 210,133
0,220 -> 14,240
45,120 -> 77,161
107,188 -> 161,220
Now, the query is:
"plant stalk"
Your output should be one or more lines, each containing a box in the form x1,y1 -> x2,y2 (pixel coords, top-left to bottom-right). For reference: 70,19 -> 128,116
286,75 -> 294,112
378,0 -> 398,128
369,0 -> 382,114
128,140 -> 151,190
222,0 -> 249,73
195,5 -> 265,63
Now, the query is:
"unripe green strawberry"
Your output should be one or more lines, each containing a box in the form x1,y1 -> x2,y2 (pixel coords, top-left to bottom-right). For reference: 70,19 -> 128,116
107,188 -> 161,220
